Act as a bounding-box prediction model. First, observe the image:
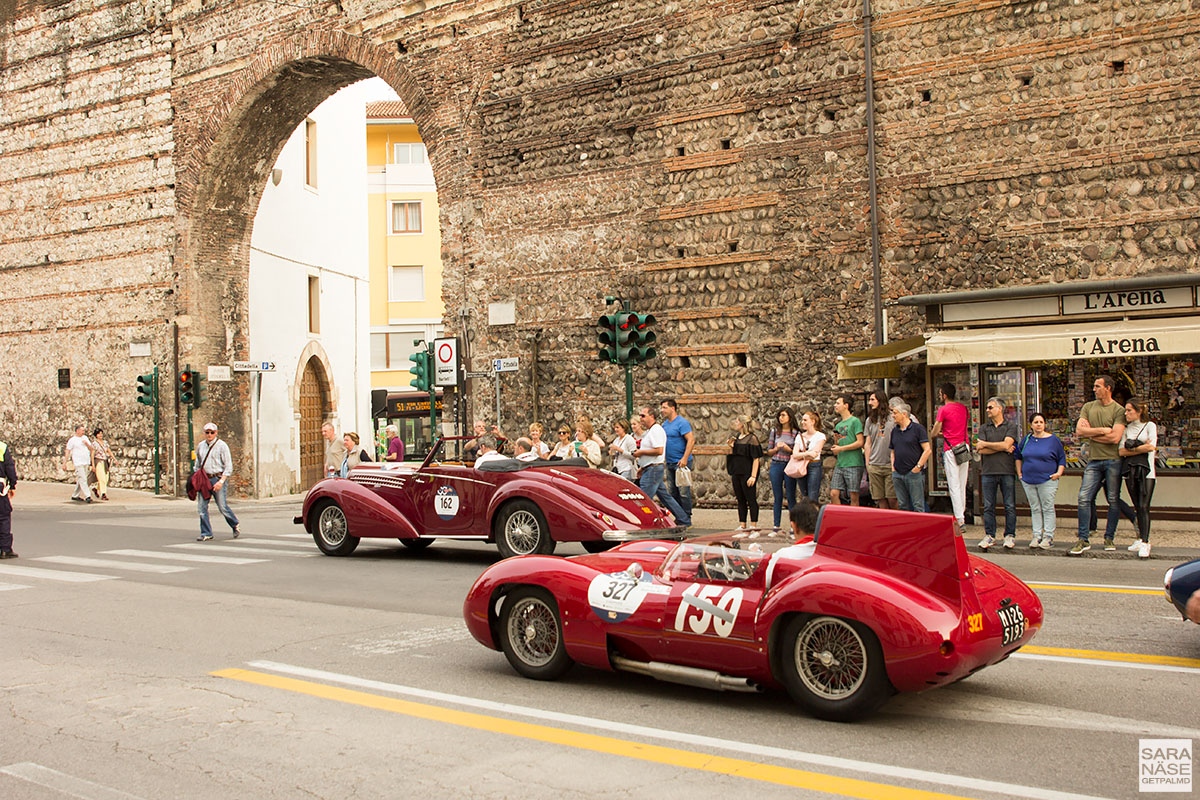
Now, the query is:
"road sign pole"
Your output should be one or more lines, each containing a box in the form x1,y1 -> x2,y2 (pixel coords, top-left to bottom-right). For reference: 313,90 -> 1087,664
427,343 -> 437,446
494,371 -> 501,431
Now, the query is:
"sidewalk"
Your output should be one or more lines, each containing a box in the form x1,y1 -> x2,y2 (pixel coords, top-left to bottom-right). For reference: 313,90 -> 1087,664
10,481 -> 305,512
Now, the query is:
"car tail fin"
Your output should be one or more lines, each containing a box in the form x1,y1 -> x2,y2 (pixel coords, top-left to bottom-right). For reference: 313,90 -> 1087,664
815,506 -> 969,601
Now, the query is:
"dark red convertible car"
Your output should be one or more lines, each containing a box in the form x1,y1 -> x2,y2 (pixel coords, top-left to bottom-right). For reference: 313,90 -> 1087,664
464,505 -> 1043,721
295,437 -> 682,558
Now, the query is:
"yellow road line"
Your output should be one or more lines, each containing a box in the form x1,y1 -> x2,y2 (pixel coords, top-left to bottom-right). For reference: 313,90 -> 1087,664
1026,584 -> 1159,596
1022,646 -> 1200,669
212,668 -> 976,800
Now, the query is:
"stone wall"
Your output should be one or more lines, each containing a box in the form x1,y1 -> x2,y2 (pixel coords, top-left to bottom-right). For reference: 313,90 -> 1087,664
2,0 -> 1197,503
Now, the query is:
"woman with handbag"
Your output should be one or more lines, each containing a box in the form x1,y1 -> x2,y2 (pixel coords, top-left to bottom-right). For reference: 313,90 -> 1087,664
790,410 -> 827,501
91,427 -> 114,500
725,415 -> 762,531
1014,412 -> 1066,549
1118,399 -> 1157,558
765,406 -> 800,532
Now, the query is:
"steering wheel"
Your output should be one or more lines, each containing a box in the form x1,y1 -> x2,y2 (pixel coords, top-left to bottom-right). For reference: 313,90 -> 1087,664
699,548 -> 753,582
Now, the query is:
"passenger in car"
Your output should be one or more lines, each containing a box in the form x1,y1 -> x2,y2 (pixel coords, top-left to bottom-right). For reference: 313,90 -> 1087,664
473,434 -> 507,467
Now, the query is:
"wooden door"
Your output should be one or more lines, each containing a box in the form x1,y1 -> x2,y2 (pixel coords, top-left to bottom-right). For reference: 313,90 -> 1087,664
299,360 -> 330,489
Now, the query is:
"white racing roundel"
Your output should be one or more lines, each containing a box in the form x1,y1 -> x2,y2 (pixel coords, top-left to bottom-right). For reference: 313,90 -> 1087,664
434,485 -> 459,519
587,569 -> 670,623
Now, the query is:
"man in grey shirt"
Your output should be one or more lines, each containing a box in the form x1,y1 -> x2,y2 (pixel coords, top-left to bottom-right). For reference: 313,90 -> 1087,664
863,391 -> 896,510
975,397 -> 1017,550
195,421 -> 240,541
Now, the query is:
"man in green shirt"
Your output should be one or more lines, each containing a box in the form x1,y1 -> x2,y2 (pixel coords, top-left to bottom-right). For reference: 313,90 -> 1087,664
830,394 -> 865,505
1070,374 -> 1126,555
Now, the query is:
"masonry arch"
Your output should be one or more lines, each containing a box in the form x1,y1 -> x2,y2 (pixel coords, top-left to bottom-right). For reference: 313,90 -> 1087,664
174,29 -> 463,493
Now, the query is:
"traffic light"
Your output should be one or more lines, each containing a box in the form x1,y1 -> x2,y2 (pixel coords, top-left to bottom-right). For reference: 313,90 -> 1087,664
179,367 -> 197,407
597,313 -> 620,363
613,311 -> 637,363
136,372 -> 155,406
192,371 -> 204,409
408,349 -> 431,392
627,312 -> 657,364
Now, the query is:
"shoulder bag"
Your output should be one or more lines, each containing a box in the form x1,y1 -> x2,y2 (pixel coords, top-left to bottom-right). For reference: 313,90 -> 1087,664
1121,424 -> 1151,475
785,435 -> 809,478
187,442 -> 215,501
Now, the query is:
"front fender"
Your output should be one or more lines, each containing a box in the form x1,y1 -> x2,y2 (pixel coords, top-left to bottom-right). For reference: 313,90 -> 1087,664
762,565 -> 960,693
302,479 -> 421,540
463,556 -> 612,669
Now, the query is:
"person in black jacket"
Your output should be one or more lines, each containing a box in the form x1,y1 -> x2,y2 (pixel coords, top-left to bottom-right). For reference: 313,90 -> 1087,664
0,439 -> 18,558
725,414 -> 762,531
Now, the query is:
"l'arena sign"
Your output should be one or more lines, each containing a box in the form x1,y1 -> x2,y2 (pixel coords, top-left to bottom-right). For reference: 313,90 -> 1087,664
1062,286 -> 1193,315
1072,336 -> 1161,356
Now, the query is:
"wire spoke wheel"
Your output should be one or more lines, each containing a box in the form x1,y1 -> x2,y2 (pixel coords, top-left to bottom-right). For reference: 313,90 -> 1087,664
505,596 -> 560,668
318,505 -> 347,547
310,500 -> 358,556
504,509 -> 541,555
794,616 -> 868,700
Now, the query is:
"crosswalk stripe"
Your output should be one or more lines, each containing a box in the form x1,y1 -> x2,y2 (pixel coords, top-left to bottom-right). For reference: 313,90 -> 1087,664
278,533 -> 314,539
35,556 -> 191,574
0,565 -> 117,582
229,538 -> 315,549
167,543 -> 316,557
101,549 -> 267,565
0,581 -> 31,591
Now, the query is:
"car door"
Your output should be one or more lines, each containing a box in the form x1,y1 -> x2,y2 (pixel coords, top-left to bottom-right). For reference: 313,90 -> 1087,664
410,464 -> 495,536
658,543 -> 767,675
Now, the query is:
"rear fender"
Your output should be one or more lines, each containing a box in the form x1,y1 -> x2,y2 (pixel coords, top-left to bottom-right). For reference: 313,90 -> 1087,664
488,482 -> 605,543
303,479 -> 421,540
763,566 -> 960,691
463,556 -> 612,668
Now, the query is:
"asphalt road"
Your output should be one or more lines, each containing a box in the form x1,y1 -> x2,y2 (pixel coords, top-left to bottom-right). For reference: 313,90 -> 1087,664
2,503 -> 1197,800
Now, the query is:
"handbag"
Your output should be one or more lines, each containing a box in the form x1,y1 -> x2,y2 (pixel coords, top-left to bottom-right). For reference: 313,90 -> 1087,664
951,441 -> 971,465
1122,425 -> 1151,474
186,442 -> 216,501
785,436 -> 809,478
676,464 -> 692,487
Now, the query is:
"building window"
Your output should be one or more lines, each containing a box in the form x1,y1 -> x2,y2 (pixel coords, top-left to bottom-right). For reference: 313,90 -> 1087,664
305,119 -> 318,189
393,143 -> 427,164
371,332 -> 418,370
389,265 -> 425,302
307,275 -> 320,334
391,201 -> 422,233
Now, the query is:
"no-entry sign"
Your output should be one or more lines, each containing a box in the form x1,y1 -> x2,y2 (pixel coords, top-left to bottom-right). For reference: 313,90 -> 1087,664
434,337 -> 459,387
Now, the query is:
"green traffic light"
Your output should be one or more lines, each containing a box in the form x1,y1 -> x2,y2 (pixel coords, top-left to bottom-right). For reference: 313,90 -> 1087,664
136,372 -> 155,406
409,349 -> 430,392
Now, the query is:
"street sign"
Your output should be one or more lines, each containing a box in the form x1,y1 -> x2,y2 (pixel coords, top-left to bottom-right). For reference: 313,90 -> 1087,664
232,361 -> 276,372
207,366 -> 232,382
466,371 -> 491,379
493,357 -> 518,373
434,337 -> 458,387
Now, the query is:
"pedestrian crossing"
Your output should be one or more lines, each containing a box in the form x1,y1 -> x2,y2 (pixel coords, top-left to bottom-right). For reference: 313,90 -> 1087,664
0,530 -> 319,593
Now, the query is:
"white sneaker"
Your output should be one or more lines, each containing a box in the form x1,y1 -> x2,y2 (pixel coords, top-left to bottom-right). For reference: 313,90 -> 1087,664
1137,541 -> 1151,558
1028,536 -> 1041,549
1127,540 -> 1141,552
735,524 -> 747,532
1003,536 -> 1015,549
1039,537 -> 1054,550
978,535 -> 994,550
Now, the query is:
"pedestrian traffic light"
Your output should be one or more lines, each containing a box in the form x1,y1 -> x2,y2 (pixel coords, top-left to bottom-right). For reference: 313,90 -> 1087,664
408,349 -> 431,392
627,312 -> 657,364
136,372 -> 155,406
597,312 -> 620,363
179,367 -> 196,407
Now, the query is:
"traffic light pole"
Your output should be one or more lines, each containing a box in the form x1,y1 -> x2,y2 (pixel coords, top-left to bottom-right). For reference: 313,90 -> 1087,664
624,362 -> 633,421
427,343 -> 437,446
152,366 -> 160,495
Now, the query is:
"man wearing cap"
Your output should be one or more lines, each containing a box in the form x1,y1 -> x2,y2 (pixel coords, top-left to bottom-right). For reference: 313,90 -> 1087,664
195,422 -> 240,541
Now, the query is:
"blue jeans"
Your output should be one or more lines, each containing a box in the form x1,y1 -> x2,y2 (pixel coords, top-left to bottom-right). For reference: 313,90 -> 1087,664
1077,459 -> 1121,541
198,481 -> 239,537
662,464 -> 694,518
769,460 -> 797,528
1021,478 -> 1059,540
981,473 -> 1016,538
892,470 -> 925,512
803,460 -> 823,501
639,463 -> 690,526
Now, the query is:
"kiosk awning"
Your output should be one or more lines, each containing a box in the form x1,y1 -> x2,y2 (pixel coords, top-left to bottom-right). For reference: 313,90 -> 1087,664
836,335 -> 927,380
926,316 -> 1200,365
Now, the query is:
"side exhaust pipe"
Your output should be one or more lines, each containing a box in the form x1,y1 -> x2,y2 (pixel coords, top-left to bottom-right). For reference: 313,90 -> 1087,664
611,654 -> 761,693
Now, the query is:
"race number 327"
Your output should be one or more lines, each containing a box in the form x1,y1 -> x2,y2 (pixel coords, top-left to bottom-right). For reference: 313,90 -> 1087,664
673,583 -> 744,638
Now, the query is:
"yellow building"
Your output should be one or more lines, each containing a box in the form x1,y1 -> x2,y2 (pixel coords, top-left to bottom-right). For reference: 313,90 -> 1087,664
366,101 -> 444,456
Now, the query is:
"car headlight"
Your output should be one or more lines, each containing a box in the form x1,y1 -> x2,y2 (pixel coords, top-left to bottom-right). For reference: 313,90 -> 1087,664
1164,567 -> 1174,602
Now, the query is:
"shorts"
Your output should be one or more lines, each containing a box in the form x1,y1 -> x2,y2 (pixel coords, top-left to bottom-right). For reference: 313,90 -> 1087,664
867,464 -> 896,500
830,466 -> 864,494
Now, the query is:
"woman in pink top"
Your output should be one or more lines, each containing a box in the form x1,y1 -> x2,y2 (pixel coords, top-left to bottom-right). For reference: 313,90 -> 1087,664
930,383 -> 970,527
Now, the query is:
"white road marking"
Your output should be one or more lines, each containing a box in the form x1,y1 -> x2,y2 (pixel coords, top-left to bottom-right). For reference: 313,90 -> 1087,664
0,581 -> 30,591
1030,580 -> 1161,592
225,537 -> 314,549
246,660 -> 1114,800
278,533 -> 314,539
101,549 -> 267,565
1012,652 -> 1200,675
346,626 -> 474,655
35,556 -> 190,574
167,543 -> 316,557
0,762 -> 145,799
0,565 -> 117,582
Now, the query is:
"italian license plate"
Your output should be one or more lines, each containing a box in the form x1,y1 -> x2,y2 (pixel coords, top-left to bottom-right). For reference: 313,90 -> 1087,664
997,604 -> 1026,646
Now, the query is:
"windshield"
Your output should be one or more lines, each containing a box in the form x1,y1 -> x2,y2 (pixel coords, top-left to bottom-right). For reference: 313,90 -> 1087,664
660,541 -> 769,583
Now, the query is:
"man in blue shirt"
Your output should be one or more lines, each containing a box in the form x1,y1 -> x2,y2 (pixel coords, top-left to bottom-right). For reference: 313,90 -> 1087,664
889,402 -> 931,513
660,398 -> 695,519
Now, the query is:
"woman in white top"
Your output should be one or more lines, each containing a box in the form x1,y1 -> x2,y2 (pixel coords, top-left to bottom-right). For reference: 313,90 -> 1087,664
573,419 -> 603,468
550,426 -> 575,460
528,422 -> 551,459
792,410 -> 827,501
1117,398 -> 1158,558
609,419 -> 637,482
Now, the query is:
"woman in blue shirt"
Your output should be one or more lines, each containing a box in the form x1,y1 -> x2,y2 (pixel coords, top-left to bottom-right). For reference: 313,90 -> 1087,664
1014,412 -> 1067,549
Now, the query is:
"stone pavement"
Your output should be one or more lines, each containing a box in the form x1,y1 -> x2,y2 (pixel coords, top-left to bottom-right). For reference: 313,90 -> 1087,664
11,481 -> 1199,560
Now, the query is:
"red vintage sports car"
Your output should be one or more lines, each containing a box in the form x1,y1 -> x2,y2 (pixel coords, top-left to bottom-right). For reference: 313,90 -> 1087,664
463,505 -> 1043,721
294,437 -> 683,558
